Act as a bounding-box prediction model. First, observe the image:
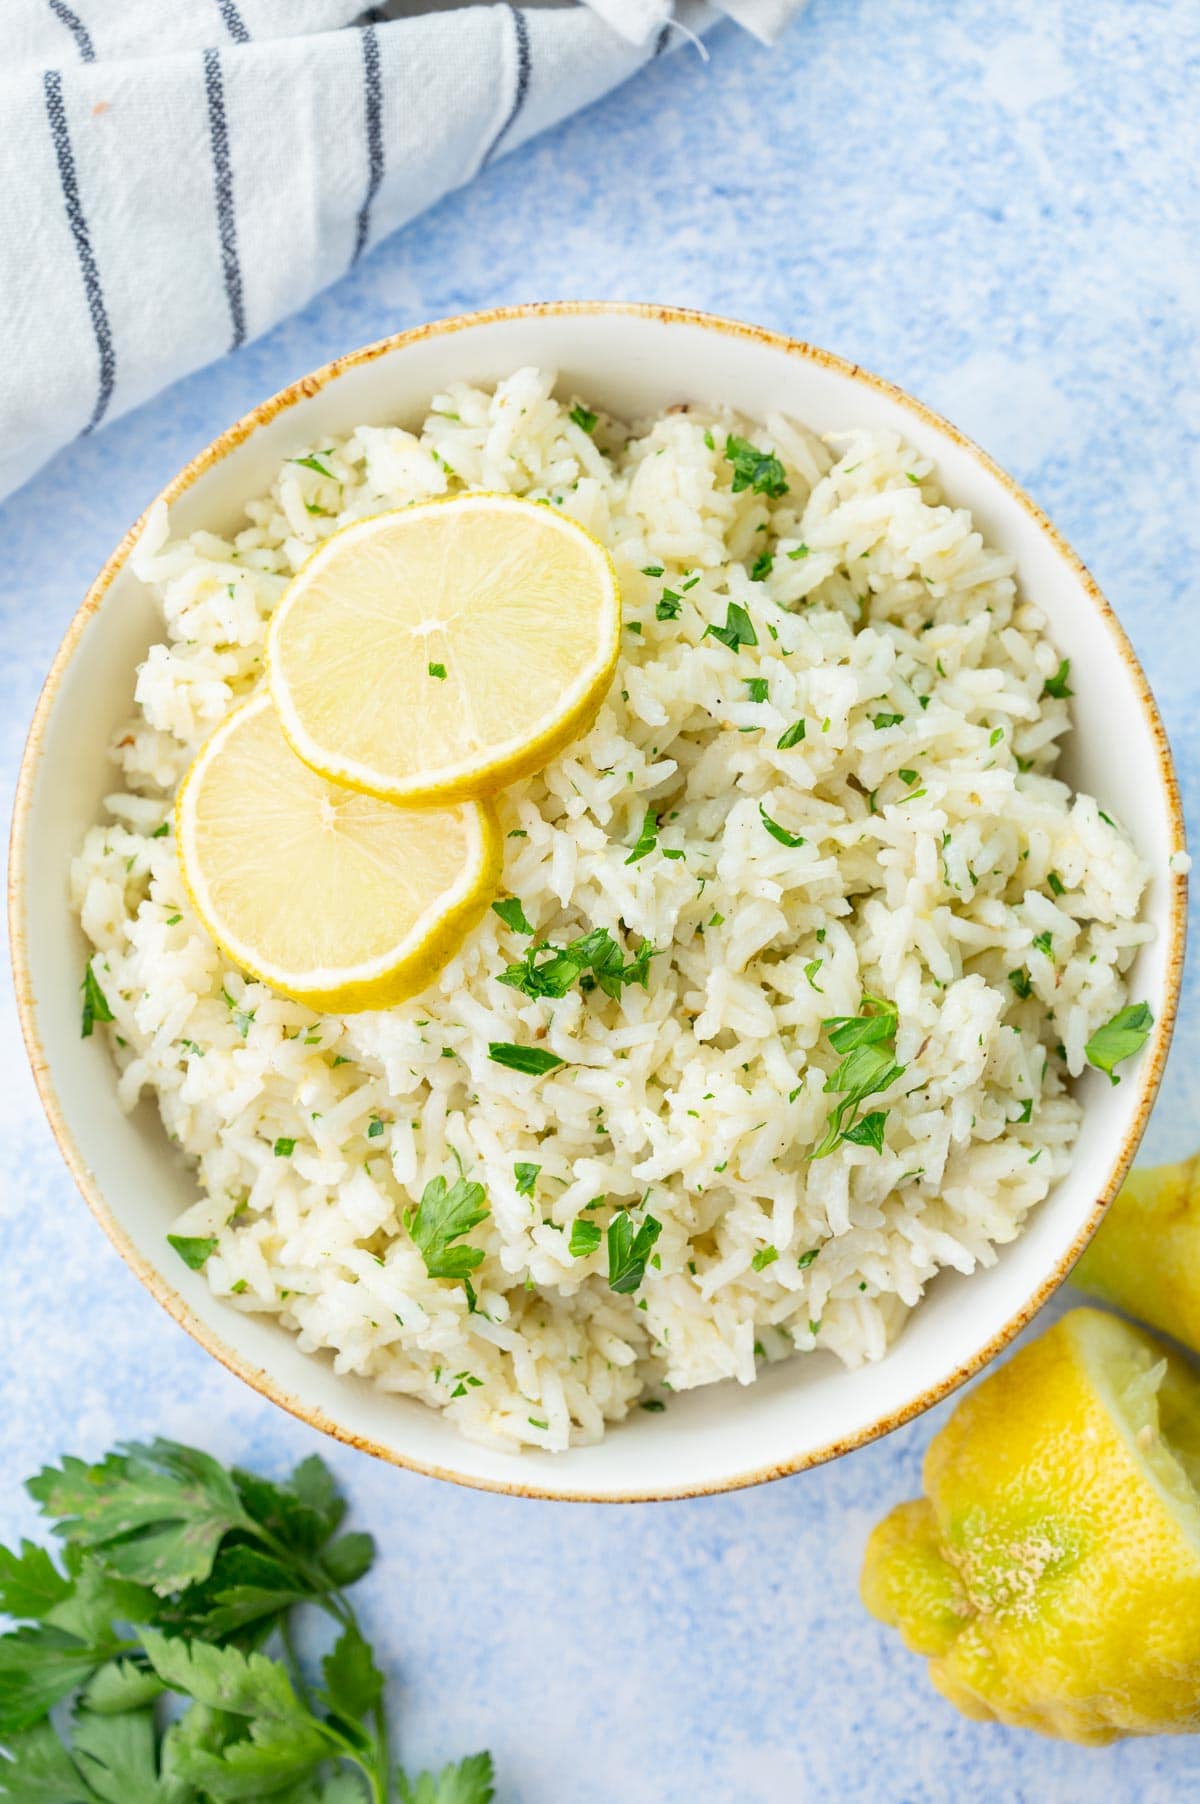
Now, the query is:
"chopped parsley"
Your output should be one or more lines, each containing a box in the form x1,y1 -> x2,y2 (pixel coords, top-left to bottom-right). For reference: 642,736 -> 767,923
724,434 -> 789,497
273,1138 -> 296,1157
642,564 -> 665,577
569,404 -> 598,434
759,803 -> 805,848
989,726 -> 1004,746
151,821 -> 170,838
367,1118 -> 385,1139
1047,871 -> 1066,896
787,543 -> 809,560
745,677 -> 769,703
796,1247 -> 821,1269
513,1161 -> 540,1197
777,719 -> 807,749
1031,931 -> 1055,960
1008,968 -> 1033,1000
898,768 -> 919,787
1043,659 -> 1073,699
498,926 -> 654,1002
873,713 -> 904,730
750,551 -> 774,582
568,1219 -> 603,1258
1085,1002 -> 1154,1085
811,998 -> 905,1159
291,452 -> 335,478
166,1234 -> 218,1270
607,1211 -> 662,1294
406,1170 -> 489,1305
656,589 -> 682,620
704,601 -> 758,652
80,963 -> 114,1038
804,959 -> 824,993
625,808 -> 659,864
492,895 -> 534,935
487,1043 -> 566,1075
751,1246 -> 779,1272
428,662 -> 447,680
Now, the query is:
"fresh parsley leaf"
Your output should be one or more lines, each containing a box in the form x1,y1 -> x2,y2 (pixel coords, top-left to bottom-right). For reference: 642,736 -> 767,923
1085,1002 -> 1154,1085
1008,968 -> 1033,1000
27,1443 -> 251,1597
751,1246 -> 778,1272
318,1623 -> 384,1723
1043,659 -> 1073,699
498,926 -> 654,1003
822,1000 -> 897,1053
80,966 -> 114,1039
486,1044 -> 565,1075
724,435 -> 789,498
428,662 -> 447,681
625,809 -> 659,865
758,803 -> 804,848
898,768 -> 919,787
0,1718 -> 108,1802
656,590 -> 682,620
872,712 -> 903,730
745,677 -> 769,703
704,602 -> 758,653
406,1175 -> 488,1289
749,552 -> 773,582
777,719 -> 806,749
0,1543 -> 72,1623
72,1701 -> 166,1803
491,897 -> 533,936
568,405 -> 597,434
607,1213 -> 662,1294
0,1625 -> 111,1734
398,1751 -> 496,1804
568,1220 -> 603,1258
274,1138 -> 296,1157
166,1235 -> 218,1272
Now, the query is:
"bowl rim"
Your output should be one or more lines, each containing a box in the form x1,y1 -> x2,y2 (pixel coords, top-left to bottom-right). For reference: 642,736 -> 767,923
9,299 -> 1188,1502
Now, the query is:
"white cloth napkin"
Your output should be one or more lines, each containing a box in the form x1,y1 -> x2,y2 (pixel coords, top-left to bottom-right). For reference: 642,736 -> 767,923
1,0 -> 804,503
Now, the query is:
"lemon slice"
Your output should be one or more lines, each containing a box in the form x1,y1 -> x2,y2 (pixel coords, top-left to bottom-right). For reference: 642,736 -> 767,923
267,493 -> 621,804
176,693 -> 501,1012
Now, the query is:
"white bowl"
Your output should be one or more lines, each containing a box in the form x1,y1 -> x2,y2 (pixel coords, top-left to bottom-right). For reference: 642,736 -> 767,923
10,303 -> 1188,1501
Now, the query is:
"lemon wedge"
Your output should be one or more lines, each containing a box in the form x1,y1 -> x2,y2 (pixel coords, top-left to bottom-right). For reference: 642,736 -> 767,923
176,693 -> 501,1012
267,494 -> 621,805
862,1307 -> 1200,1743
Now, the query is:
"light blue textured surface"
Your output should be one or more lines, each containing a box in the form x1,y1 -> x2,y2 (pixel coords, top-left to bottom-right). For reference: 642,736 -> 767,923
2,1 -> 1199,1796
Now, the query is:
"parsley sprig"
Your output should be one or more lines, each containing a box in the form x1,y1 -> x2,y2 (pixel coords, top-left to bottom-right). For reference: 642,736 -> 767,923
0,1439 -> 494,1802
811,997 -> 906,1159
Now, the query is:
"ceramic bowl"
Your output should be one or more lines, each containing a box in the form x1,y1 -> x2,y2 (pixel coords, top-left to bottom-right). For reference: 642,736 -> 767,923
10,303 -> 1187,1501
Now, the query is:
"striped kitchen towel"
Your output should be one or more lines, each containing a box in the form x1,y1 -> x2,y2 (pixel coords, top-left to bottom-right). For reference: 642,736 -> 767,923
2,0 -> 804,504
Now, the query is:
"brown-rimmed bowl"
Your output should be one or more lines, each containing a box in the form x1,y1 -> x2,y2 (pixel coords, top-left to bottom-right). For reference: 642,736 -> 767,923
9,302 -> 1188,1501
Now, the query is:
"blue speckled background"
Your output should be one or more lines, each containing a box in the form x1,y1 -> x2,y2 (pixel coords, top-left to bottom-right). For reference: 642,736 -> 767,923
3,1 -> 1199,1795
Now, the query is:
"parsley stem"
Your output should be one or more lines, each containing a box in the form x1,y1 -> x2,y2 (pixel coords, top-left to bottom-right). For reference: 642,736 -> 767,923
280,1612 -> 314,1711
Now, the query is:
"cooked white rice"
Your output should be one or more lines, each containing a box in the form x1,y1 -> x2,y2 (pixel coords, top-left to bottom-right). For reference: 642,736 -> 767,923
73,368 -> 1152,1451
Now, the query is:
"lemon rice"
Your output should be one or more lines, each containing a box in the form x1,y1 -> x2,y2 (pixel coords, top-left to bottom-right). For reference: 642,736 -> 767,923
72,367 -> 1152,1451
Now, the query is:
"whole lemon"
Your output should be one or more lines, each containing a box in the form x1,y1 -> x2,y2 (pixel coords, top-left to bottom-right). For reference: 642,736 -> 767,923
861,1307 -> 1200,1743
1073,1152 -> 1200,1352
